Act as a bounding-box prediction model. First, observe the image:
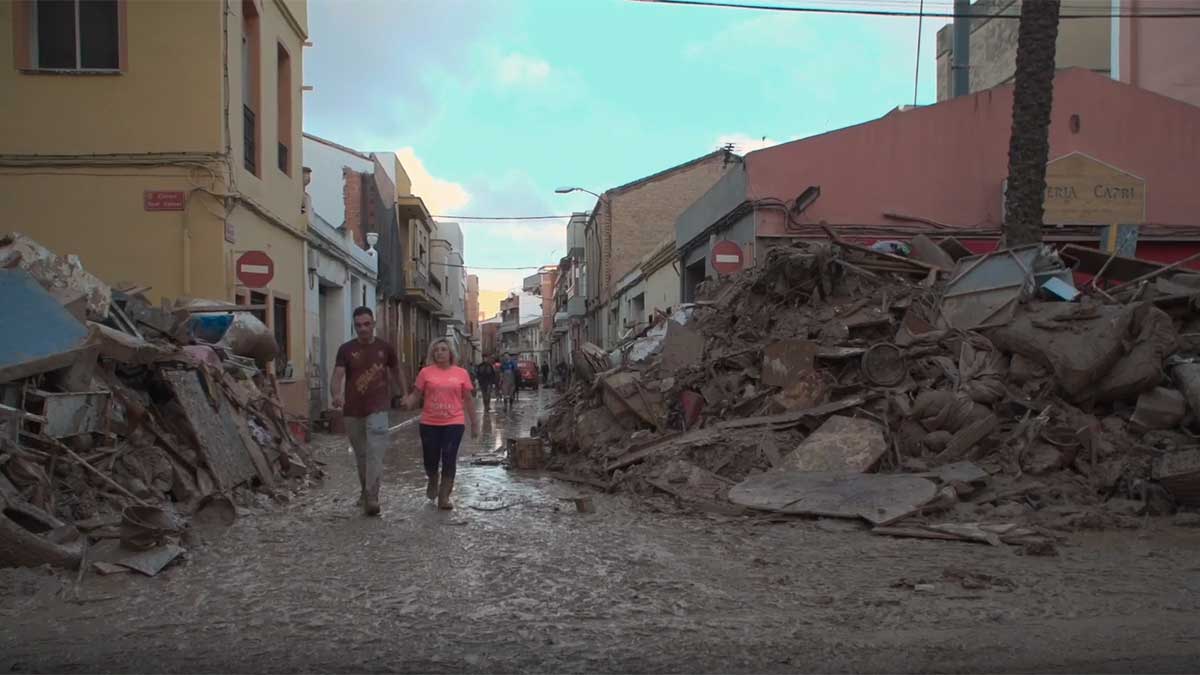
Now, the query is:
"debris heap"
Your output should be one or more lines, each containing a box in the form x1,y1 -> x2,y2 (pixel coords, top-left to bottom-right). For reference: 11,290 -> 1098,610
1,233 -> 322,575
541,233 -> 1200,549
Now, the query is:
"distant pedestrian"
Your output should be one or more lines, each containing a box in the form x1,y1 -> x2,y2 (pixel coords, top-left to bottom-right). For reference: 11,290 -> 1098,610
499,353 -> 518,411
475,358 -> 497,411
331,307 -> 404,516
403,339 -> 478,510
540,362 -> 549,388
556,362 -> 569,390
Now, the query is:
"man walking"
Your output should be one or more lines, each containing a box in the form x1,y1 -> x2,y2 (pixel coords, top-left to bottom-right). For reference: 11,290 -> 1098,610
540,362 -> 549,389
331,307 -> 404,516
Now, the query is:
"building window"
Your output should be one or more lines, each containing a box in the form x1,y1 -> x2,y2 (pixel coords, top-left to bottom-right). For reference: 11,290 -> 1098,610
272,295 -> 290,376
249,290 -> 268,323
276,42 -> 292,175
22,0 -> 122,72
241,0 -> 260,176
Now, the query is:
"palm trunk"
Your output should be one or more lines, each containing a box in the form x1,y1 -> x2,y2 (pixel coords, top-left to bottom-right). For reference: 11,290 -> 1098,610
1003,0 -> 1061,247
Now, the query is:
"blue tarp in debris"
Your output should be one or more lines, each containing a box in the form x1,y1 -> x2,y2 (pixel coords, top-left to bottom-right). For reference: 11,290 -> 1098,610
0,269 -> 88,370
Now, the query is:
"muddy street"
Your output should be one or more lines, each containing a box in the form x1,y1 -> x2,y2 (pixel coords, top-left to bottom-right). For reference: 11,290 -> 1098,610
2,388 -> 1199,673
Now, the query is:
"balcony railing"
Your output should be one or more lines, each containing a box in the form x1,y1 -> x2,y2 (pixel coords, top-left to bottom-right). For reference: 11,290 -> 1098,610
278,142 -> 289,174
243,105 -> 256,174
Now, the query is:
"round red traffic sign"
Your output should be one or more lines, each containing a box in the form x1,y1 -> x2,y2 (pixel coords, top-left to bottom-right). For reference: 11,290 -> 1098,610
711,240 -> 744,276
236,250 -> 275,288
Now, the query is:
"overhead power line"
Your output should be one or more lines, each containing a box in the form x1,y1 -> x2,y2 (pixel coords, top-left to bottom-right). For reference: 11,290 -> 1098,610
432,214 -> 572,220
430,262 -> 548,270
632,0 -> 1200,18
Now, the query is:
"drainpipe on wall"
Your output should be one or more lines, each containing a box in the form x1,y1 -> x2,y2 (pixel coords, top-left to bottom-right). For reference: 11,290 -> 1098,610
953,0 -> 970,97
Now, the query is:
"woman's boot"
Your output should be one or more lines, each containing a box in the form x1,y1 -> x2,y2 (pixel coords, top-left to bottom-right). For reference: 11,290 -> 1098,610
425,473 -> 439,501
438,477 -> 455,510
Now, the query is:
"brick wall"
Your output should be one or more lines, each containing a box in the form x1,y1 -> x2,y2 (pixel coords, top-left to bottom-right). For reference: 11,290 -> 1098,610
540,269 -> 557,333
605,154 -> 732,302
341,168 -> 367,248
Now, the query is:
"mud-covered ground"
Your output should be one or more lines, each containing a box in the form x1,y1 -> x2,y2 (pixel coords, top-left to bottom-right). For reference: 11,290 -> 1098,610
3,388 -> 1200,673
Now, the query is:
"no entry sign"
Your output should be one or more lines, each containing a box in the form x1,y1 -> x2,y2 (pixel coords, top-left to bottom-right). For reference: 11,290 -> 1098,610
711,240 -> 744,276
236,250 -> 274,288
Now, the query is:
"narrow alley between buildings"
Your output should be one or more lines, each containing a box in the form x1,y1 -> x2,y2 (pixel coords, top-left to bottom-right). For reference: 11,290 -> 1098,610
3,387 -> 1200,673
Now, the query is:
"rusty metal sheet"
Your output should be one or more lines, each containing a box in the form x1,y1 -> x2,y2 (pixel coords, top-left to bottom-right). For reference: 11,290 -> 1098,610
162,369 -> 258,491
777,415 -> 887,473
728,471 -> 938,526
938,245 -> 1040,331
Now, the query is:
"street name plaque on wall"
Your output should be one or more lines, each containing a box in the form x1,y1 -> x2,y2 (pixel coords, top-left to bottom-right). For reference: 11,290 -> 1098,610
1041,153 -> 1146,225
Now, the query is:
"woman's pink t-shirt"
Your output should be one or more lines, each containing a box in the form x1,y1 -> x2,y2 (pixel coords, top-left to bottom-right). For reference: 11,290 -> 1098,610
414,365 -> 474,425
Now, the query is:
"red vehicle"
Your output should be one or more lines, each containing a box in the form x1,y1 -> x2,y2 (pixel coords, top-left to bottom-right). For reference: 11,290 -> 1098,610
516,360 -> 540,389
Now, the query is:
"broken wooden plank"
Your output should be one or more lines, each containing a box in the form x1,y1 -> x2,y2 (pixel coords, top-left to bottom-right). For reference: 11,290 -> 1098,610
181,304 -> 268,313
604,428 -> 721,473
716,396 -> 868,431
1059,244 -> 1165,282
234,412 -> 275,488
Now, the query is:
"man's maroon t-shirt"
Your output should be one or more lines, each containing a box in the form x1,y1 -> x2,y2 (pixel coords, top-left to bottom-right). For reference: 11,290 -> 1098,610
335,338 -> 398,418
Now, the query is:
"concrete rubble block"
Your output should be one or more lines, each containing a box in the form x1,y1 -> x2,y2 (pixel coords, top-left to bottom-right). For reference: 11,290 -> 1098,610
729,470 -> 939,526
1094,305 -> 1177,403
1130,387 -> 1186,431
0,232 -> 112,319
773,372 -> 826,411
601,371 -> 666,430
986,303 -> 1134,400
1173,363 -> 1200,419
647,459 -> 734,504
658,321 -> 706,373
761,340 -> 818,388
575,406 -> 627,455
777,415 -> 887,473
1152,449 -> 1200,507
1022,442 -> 1066,475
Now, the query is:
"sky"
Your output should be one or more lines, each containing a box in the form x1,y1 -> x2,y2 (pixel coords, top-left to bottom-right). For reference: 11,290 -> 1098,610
303,0 -> 952,316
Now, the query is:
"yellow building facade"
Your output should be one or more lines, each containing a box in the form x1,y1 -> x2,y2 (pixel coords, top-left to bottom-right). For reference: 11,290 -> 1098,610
0,0 -> 312,416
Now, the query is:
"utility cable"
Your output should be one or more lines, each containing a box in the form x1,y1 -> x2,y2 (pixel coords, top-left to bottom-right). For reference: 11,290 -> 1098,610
632,0 -> 1200,18
432,215 -> 573,220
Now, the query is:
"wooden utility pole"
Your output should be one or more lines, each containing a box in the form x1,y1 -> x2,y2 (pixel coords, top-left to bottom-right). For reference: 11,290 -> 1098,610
1003,0 -> 1061,247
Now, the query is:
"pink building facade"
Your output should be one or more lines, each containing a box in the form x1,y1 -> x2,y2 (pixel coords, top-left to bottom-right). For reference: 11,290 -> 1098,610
676,69 -> 1200,298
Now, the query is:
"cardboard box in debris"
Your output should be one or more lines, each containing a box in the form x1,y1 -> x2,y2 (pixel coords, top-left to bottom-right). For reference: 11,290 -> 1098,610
0,233 -> 322,574
543,232 -> 1200,548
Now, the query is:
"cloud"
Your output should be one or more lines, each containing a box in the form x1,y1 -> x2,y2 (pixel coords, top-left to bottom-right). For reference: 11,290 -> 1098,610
304,0 -> 506,143
716,133 -> 781,154
496,53 -> 552,87
395,147 -> 472,214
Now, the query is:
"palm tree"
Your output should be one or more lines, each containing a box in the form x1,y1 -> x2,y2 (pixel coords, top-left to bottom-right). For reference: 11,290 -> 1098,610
1003,0 -> 1061,247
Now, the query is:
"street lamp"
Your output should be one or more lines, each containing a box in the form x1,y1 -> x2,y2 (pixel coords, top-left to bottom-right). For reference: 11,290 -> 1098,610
554,186 -> 603,200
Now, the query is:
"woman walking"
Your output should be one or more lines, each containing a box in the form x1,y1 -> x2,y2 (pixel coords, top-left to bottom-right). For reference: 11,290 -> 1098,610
403,339 -> 478,509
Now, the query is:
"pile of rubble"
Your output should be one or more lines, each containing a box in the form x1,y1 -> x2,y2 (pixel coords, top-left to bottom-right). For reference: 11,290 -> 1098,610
542,232 -> 1200,549
1,233 -> 322,576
